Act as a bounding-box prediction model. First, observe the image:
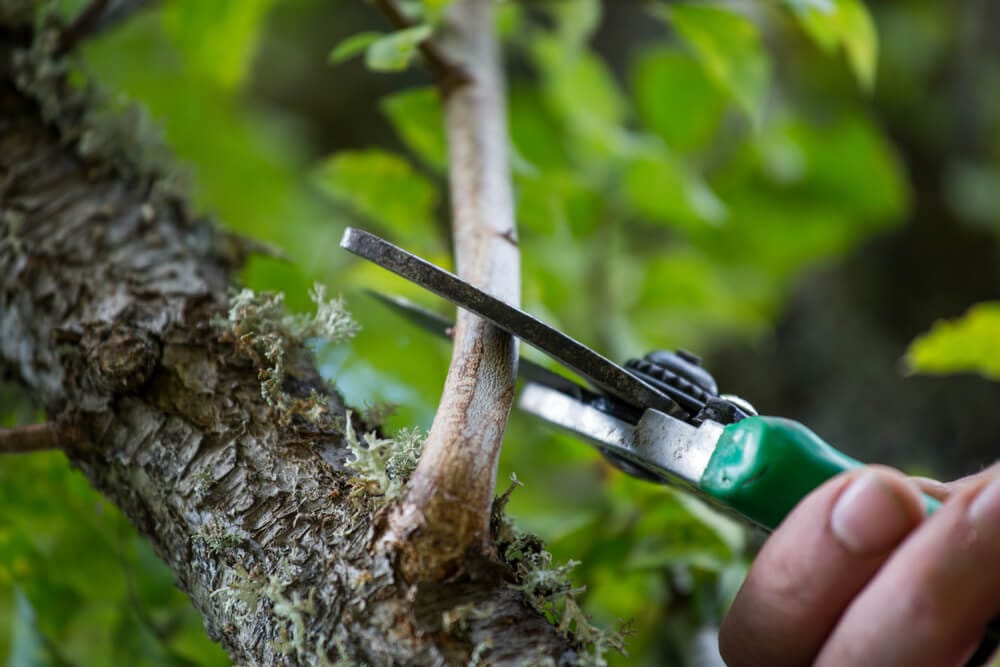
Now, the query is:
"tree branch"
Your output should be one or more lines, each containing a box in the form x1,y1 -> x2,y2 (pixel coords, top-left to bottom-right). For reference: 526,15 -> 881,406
372,0 -> 470,95
381,0 -> 521,582
0,422 -> 68,453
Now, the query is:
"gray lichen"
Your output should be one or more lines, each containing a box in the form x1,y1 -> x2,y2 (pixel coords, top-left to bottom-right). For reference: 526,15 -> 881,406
344,411 -> 425,501
493,476 -> 626,666
196,522 -> 246,556
213,559 -> 330,664
222,284 -> 359,416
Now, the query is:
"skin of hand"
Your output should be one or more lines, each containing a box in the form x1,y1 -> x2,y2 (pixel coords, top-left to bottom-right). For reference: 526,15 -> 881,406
719,464 -> 1000,667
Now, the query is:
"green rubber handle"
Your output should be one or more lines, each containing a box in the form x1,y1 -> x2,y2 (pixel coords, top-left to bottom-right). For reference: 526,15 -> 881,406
699,416 -> 940,531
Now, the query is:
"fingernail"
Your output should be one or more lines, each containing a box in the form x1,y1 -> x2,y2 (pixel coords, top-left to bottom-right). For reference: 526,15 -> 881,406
831,471 -> 917,555
969,476 -> 1000,527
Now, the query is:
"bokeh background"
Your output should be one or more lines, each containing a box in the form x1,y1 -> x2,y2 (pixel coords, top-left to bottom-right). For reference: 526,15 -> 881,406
3,0 -> 999,664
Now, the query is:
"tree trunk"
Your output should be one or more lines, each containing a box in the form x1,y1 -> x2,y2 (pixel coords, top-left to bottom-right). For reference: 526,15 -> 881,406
0,17 -> 578,667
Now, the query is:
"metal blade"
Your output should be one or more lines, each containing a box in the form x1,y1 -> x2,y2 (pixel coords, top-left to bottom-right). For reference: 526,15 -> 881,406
341,227 -> 687,418
518,382 -> 721,489
365,289 -> 455,339
364,290 -> 592,398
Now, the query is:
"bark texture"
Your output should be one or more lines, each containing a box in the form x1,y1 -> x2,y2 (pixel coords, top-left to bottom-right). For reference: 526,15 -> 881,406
0,17 -> 578,666
382,0 -> 521,583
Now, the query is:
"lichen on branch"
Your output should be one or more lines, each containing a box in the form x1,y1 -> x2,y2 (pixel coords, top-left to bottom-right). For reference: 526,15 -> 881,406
221,283 -> 359,415
344,411 -> 426,500
492,477 -> 628,666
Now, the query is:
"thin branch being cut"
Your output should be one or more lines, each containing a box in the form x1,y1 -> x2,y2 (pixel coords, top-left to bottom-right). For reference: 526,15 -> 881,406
372,0 -> 470,94
0,422 -> 74,453
380,0 -> 521,582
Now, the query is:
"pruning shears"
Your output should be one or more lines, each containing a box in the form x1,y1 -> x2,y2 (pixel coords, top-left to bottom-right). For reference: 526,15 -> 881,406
341,228 -> 1000,655
341,227 -> 941,530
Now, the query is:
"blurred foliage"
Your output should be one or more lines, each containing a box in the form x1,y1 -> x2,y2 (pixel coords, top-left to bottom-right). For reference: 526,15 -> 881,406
0,447 -> 229,667
907,303 -> 1000,380
331,25 -> 433,72
8,0 -> 989,665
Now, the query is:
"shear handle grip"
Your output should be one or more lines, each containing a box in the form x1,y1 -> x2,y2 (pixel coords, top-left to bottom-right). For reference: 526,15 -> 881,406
698,416 -> 940,532
699,417 -> 1000,654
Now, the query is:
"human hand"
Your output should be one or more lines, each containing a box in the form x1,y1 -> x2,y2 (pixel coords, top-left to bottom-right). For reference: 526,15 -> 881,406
719,464 -> 1000,667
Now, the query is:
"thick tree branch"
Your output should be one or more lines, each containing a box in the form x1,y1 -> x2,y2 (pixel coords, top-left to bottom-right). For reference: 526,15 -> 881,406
0,14 -> 577,666
381,0 -> 521,582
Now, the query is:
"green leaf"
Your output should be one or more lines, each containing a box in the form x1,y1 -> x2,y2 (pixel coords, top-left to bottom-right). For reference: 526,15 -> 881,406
366,25 -> 432,72
907,303 -> 1000,380
329,31 -> 383,64
549,0 -> 602,49
161,0 -> 279,90
631,47 -> 727,154
755,117 -> 909,221
380,87 -> 447,171
508,86 -> 570,172
625,492 -> 738,572
312,149 -> 438,246
664,4 -> 771,127
420,0 -> 457,21
785,0 -> 878,90
624,144 -> 727,230
531,35 -> 629,160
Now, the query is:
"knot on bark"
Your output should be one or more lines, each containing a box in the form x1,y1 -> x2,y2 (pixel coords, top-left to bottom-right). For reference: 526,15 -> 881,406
83,322 -> 160,392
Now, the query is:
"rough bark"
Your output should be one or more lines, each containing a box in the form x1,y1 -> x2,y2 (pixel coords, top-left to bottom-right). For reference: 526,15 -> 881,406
0,16 -> 578,667
381,0 -> 521,583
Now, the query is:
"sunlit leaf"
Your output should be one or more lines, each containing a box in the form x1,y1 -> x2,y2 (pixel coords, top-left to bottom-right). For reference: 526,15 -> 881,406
420,0 -> 457,22
329,31 -> 383,64
532,35 -> 630,160
366,25 -> 432,72
548,0 -> 602,49
380,87 -> 447,171
785,0 -> 878,90
907,303 -> 1000,380
664,4 -> 771,127
312,149 -> 439,248
756,117 -> 908,221
631,47 -> 727,154
624,144 -> 727,230
161,0 -> 279,90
